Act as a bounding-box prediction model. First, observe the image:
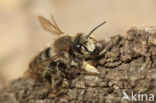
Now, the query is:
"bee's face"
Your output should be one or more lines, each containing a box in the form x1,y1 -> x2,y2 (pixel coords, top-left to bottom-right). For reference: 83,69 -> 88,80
73,33 -> 96,56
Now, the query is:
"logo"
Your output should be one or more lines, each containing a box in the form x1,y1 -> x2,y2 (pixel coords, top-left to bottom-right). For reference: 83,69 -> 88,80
122,90 -> 155,102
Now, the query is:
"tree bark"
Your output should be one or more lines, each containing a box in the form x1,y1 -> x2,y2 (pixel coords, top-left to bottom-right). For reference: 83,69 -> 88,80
0,27 -> 156,103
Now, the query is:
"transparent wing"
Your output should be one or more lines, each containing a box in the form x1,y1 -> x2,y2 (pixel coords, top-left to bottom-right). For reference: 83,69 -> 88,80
33,54 -> 59,71
50,15 -> 63,34
22,55 -> 59,80
38,16 -> 64,35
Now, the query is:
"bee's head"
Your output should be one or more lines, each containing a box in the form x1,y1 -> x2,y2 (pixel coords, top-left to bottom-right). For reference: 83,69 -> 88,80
73,21 -> 106,57
73,33 -> 96,56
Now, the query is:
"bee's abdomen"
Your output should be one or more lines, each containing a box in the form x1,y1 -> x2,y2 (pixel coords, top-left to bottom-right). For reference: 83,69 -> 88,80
29,47 -> 53,69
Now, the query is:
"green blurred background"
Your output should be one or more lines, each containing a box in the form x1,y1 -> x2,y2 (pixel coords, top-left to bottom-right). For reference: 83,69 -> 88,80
0,0 -> 156,88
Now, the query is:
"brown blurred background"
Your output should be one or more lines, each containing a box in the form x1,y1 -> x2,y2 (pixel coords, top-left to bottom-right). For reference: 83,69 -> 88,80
0,0 -> 156,88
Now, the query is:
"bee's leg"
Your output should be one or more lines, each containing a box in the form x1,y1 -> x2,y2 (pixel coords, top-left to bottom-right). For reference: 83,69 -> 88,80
47,70 -> 69,97
42,70 -> 52,98
43,70 -> 52,84
42,72 -> 58,98
44,85 -> 52,103
82,61 -> 100,75
55,79 -> 69,96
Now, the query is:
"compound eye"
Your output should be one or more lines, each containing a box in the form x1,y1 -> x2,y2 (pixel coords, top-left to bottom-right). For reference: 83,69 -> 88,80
81,45 -> 85,51
77,44 -> 85,51
76,44 -> 82,53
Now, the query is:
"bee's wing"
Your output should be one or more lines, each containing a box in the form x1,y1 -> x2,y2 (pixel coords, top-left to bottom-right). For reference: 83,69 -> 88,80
38,16 -> 64,35
50,15 -> 63,34
34,55 -> 59,70
23,55 -> 59,80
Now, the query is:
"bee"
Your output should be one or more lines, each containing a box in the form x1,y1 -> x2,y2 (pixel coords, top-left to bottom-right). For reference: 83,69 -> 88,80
23,15 -> 106,97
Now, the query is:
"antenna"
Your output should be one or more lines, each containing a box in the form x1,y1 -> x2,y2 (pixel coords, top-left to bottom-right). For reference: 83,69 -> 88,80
87,21 -> 106,38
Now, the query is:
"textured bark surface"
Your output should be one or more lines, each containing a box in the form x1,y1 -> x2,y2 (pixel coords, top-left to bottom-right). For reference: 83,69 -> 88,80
0,27 -> 156,103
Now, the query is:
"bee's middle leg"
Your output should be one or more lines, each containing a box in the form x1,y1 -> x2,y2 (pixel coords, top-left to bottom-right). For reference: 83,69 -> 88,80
48,78 -> 69,98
